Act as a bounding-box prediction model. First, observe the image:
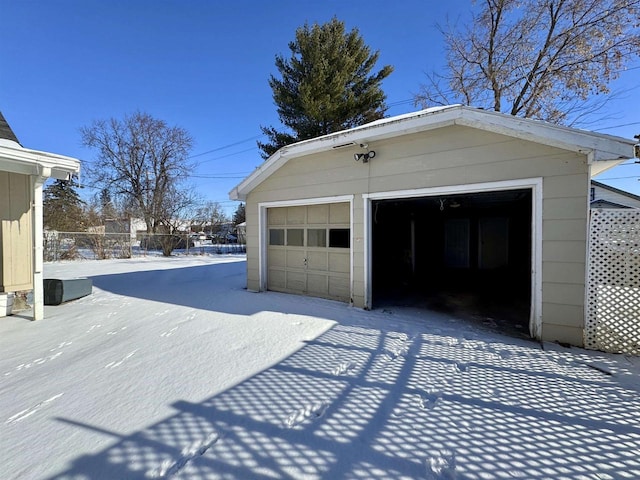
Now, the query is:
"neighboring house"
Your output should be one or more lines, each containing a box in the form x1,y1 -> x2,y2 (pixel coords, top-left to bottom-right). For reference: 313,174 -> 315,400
236,222 -> 246,244
590,180 -> 640,209
0,111 -> 81,319
105,217 -> 147,240
230,105 -> 637,348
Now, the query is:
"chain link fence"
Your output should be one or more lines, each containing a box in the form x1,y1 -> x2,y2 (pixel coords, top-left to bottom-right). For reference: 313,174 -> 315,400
44,231 -> 245,261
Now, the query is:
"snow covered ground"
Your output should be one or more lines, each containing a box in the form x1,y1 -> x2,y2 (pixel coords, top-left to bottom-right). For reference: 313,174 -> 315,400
1,255 -> 639,479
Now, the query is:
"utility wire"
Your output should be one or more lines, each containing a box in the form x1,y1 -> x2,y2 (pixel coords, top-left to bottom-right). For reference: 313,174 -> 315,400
196,146 -> 258,165
594,121 -> 640,132
188,134 -> 263,159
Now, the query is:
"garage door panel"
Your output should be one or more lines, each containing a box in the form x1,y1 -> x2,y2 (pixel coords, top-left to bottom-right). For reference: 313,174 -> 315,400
307,274 -> 328,295
286,271 -> 306,292
329,252 -> 350,273
330,202 -> 350,224
329,276 -> 350,300
268,269 -> 286,289
287,206 -> 306,224
268,208 -> 287,225
307,251 -> 328,270
286,250 -> 306,268
268,249 -> 286,268
308,204 -> 329,224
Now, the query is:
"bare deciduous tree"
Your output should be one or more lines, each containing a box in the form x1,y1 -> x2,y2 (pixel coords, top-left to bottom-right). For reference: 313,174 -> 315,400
191,201 -> 227,235
416,0 -> 640,124
81,111 -> 196,239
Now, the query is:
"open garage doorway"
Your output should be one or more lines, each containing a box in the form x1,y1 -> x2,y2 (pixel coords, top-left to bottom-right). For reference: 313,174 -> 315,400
371,188 -> 532,336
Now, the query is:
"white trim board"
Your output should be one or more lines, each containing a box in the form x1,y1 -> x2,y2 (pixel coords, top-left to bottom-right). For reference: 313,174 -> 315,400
362,178 -> 543,340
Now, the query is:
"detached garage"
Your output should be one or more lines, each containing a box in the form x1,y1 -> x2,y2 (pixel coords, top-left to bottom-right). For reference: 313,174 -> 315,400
230,105 -> 636,347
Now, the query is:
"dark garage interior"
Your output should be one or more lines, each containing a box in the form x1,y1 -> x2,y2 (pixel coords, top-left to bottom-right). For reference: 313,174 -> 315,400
372,189 -> 532,335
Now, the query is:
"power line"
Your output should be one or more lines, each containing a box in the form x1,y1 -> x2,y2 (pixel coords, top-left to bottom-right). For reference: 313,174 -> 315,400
594,121 -> 640,132
189,174 -> 248,179
188,134 -> 264,159
388,98 -> 415,108
197,146 -> 258,165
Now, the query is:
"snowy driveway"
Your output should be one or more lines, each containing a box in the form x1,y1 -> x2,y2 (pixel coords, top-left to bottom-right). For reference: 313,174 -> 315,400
1,256 -> 639,479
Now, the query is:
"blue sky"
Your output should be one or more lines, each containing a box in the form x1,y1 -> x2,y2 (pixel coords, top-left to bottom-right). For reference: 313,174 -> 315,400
1,0 -> 639,214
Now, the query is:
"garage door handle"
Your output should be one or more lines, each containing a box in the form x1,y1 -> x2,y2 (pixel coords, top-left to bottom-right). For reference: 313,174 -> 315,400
303,258 -> 308,267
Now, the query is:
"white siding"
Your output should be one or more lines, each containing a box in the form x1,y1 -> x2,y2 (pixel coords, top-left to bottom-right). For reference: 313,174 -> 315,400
591,182 -> 640,208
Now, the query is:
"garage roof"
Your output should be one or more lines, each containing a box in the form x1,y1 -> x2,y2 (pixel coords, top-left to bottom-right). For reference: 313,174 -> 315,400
230,105 -> 637,201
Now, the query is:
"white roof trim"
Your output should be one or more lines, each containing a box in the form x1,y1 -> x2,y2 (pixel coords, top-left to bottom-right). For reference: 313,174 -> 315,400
230,105 -> 636,201
0,142 -> 81,179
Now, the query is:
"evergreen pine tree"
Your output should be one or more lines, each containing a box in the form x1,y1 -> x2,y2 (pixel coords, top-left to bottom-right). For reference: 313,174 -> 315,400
258,17 -> 393,158
99,188 -> 117,219
43,178 -> 87,231
233,203 -> 245,225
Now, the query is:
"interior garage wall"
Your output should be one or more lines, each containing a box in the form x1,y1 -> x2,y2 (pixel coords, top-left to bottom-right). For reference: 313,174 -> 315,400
245,125 -> 590,346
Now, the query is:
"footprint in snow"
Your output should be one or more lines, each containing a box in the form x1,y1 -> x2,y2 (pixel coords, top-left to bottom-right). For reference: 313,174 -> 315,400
332,361 -> 356,376
107,327 -> 127,336
453,362 -> 469,373
160,326 -> 178,337
105,350 -> 137,369
284,401 -> 328,428
5,351 -> 63,377
86,324 -> 102,333
5,393 -> 64,424
418,391 -> 442,411
51,341 -> 72,351
425,450 -> 456,480
146,431 -> 219,478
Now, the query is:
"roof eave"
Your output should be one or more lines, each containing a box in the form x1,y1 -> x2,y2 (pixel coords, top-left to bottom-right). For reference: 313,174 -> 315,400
453,109 -> 635,162
0,144 -> 81,179
230,105 -> 637,200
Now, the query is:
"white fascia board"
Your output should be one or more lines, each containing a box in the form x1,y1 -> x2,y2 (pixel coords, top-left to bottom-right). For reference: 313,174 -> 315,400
455,109 -> 635,162
0,144 -> 81,178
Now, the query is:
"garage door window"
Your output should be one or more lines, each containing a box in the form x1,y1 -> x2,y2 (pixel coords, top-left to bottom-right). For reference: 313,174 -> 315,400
269,229 -> 284,246
308,229 -> 327,247
287,229 -> 304,246
329,228 -> 350,248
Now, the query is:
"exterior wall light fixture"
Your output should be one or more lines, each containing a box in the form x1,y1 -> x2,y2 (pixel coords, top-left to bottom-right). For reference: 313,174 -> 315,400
354,144 -> 376,163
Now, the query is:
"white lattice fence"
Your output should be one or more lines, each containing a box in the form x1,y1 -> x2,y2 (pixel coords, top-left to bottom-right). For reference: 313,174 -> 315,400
586,209 -> 640,354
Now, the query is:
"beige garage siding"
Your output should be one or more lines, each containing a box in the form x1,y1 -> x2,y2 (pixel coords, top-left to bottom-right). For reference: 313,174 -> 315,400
266,203 -> 351,302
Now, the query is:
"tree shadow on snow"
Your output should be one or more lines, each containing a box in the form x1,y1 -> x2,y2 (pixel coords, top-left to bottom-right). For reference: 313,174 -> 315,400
47,301 -> 640,479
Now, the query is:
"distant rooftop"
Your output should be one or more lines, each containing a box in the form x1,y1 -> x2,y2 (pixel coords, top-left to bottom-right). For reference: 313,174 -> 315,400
0,111 -> 20,145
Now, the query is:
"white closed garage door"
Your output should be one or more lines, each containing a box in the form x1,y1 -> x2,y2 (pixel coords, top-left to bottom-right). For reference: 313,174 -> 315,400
267,202 -> 351,302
